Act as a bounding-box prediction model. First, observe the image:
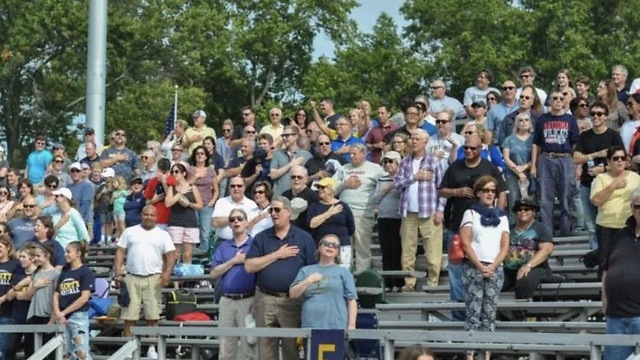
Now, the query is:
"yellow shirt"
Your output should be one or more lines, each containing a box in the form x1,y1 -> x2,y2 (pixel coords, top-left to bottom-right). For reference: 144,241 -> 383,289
259,123 -> 284,139
591,171 -> 640,228
184,126 -> 217,155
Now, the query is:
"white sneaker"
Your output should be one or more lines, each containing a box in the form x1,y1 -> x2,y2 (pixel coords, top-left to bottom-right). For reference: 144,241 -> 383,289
147,345 -> 158,359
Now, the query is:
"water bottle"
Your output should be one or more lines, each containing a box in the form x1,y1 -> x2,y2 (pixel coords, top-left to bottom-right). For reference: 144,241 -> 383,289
587,156 -> 595,169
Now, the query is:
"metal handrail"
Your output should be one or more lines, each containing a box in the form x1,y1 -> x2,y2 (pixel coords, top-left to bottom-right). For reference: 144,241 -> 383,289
0,325 -> 65,360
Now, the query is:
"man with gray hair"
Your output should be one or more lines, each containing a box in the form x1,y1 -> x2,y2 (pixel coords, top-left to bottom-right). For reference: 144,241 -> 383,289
140,150 -> 157,183
428,80 -> 466,119
270,126 -> 312,195
612,64 -> 629,104
282,165 -> 319,231
260,107 -> 285,148
517,66 -> 548,105
333,143 -> 384,273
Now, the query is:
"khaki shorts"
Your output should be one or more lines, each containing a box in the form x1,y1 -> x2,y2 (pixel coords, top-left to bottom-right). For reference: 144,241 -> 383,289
120,274 -> 162,321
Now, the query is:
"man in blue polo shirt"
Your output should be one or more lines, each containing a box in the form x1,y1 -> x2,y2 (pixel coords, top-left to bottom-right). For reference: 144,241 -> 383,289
531,90 -> 580,236
245,196 -> 316,360
211,208 -> 257,360
331,116 -> 365,163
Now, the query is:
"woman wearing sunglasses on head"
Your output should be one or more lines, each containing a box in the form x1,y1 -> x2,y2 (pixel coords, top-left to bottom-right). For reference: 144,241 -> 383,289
165,163 -> 202,265
590,146 -> 640,279
289,234 -> 357,334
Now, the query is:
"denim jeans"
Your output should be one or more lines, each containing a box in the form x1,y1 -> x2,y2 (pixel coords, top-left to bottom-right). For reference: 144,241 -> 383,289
604,316 -> 640,360
64,312 -> 91,360
0,316 -> 13,360
197,206 -> 214,251
445,230 -> 465,321
579,184 -> 598,249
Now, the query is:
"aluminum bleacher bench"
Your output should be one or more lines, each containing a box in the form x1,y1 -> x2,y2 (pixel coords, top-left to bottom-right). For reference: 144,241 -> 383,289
378,320 -> 606,333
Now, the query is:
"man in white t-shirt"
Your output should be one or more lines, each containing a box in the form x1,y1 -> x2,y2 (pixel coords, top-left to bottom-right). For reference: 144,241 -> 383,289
113,205 -> 177,357
211,176 -> 259,241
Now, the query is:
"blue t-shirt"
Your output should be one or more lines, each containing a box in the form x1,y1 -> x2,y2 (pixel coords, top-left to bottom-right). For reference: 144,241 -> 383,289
291,264 -> 357,329
212,237 -> 256,294
56,264 -> 95,315
27,150 -> 53,184
99,147 -> 139,182
31,238 -> 66,268
247,226 -> 317,293
0,259 -> 19,317
10,267 -> 30,322
532,113 -> 580,154
331,136 -> 365,163
420,121 -> 438,136
502,134 -> 533,179
8,218 -> 35,250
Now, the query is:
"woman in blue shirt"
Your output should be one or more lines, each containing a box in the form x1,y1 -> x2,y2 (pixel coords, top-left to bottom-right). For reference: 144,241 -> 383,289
52,241 -> 95,360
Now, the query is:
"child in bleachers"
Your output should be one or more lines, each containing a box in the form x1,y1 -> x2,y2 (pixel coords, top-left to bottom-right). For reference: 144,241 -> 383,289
111,176 -> 128,241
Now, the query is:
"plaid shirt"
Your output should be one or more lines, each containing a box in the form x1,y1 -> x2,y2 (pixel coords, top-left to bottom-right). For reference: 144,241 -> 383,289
394,153 -> 447,218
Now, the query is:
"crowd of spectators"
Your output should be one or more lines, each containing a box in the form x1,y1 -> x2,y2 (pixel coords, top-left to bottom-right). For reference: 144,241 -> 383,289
0,64 -> 639,359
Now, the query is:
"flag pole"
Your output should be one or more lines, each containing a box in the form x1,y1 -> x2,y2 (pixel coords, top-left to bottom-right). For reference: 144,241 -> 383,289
174,85 -> 178,130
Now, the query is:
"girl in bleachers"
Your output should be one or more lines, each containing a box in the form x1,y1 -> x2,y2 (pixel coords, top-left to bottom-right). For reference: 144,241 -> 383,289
3,243 -> 37,360
111,176 -> 128,241
0,236 -> 19,359
52,241 -> 95,360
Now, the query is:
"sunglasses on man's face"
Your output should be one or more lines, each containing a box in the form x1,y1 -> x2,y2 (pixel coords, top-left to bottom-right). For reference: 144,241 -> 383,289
269,207 -> 284,214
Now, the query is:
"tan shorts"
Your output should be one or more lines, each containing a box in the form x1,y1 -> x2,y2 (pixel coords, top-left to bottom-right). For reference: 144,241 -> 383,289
168,226 -> 200,244
120,274 -> 162,321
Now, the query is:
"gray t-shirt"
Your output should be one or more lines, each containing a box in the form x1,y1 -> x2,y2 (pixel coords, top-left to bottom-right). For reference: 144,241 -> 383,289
8,218 -> 35,250
28,268 -> 61,318
502,134 -> 533,179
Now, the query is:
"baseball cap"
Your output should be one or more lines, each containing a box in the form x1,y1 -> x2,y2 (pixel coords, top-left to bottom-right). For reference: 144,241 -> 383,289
192,110 -> 207,118
316,177 -> 338,192
52,188 -> 73,201
84,127 -> 95,135
101,168 -> 115,178
69,162 -> 82,171
383,151 -> 401,162
471,100 -> 487,108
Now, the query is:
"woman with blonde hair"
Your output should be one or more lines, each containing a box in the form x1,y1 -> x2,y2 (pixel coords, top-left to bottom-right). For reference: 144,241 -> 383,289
391,133 -> 410,158
162,119 -> 189,159
502,113 -> 534,213
290,234 -> 357,335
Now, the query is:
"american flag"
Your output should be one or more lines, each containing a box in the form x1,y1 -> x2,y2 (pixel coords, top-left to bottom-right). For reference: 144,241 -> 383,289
163,103 -> 176,137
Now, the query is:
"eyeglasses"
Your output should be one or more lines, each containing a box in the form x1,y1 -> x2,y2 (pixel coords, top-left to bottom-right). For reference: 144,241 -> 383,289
253,190 -> 265,195
519,95 -> 531,100
502,86 -> 515,91
383,159 -> 395,164
171,170 -> 181,174
430,86 -> 444,90
23,204 -> 36,209
435,119 -> 450,124
281,133 -> 294,138
223,128 -> 232,133
141,156 -> 148,160
171,148 -> 182,152
318,142 -> 331,146
291,175 -> 304,180
520,74 -> 531,79
116,132 -> 126,137
480,188 -> 497,194
516,207 -> 533,213
270,113 -> 280,117
487,97 -> 497,102
230,184 -> 243,189
269,207 -> 283,214
228,215 -> 245,223
552,96 -> 563,101
611,156 -> 626,162
36,141 -> 45,145
464,131 -> 475,136
590,111 -> 606,117
321,241 -> 340,249
195,152 -> 206,156
464,146 -> 478,151
0,191 -> 7,196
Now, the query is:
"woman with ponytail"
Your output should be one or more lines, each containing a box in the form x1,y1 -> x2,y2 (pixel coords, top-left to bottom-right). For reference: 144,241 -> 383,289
459,175 -> 510,360
52,241 -> 94,360
0,235 -> 18,358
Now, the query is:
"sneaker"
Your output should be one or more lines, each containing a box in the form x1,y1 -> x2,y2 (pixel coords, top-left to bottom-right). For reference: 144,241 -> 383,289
147,345 -> 158,359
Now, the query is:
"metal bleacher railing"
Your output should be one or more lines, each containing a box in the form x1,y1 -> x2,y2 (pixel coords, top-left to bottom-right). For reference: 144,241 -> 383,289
0,325 -> 65,360
100,326 -> 640,360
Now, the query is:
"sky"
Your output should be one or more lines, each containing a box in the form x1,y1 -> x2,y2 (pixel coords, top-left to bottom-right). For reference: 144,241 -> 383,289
312,1 -> 409,59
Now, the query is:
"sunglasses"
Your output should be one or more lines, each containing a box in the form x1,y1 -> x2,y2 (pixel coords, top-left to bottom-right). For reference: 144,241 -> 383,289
269,207 -> 283,214
518,118 -> 530,122
223,129 -> 232,132
590,111 -> 606,117
552,96 -> 564,101
321,241 -> 340,249
487,97 -> 497,102
633,205 -> 640,210
435,119 -> 449,124
291,175 -> 304,180
23,204 -> 36,209
116,132 -> 126,137
230,184 -> 243,189
48,184 -> 58,189
36,142 -> 45,145
0,191 -> 7,195
502,86 -> 515,91
270,114 -> 280,117
520,74 -> 531,79
141,156 -> 148,160
70,169 -> 80,173
430,86 -> 444,90
171,170 -> 181,174
464,131 -> 475,136
480,188 -> 497,194
383,159 -> 395,164
516,207 -> 533,212
171,148 -> 182,152
54,159 -> 64,163
519,95 -> 531,100
228,215 -> 245,223
611,156 -> 626,162
316,185 -> 326,190
464,146 -> 478,151
254,190 -> 265,195
579,103 -> 589,108
318,142 -> 331,146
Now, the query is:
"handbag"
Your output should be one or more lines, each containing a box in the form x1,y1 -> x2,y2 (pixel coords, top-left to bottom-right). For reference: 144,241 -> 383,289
164,289 -> 198,320
172,263 -> 205,277
448,234 -> 465,264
